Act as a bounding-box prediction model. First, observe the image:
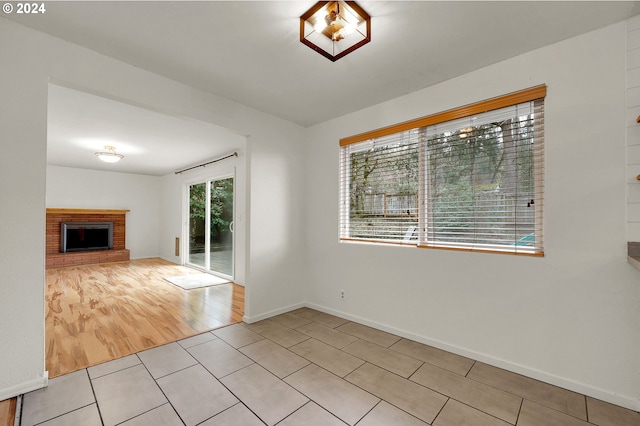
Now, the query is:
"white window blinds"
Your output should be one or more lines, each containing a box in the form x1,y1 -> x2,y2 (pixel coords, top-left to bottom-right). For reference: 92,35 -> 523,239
339,86 -> 545,255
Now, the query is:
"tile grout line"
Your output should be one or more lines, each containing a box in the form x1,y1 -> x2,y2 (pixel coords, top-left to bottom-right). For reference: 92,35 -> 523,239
584,394 -> 590,424
343,361 -> 443,424
277,365 -> 359,425
203,401 -> 266,426
200,362 -> 268,425
514,398 -> 524,426
113,403 -> 181,426
351,399 -> 379,425
130,354 -> 185,426
28,403 -> 98,426
88,359 -> 142,381
86,368 -> 106,426
430,397 -> 451,425
465,360 -> 477,377
273,401 -> 332,426
353,399 -> 383,425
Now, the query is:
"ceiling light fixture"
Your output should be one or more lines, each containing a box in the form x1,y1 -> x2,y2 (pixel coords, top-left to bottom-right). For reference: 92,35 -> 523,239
300,1 -> 371,62
95,145 -> 124,163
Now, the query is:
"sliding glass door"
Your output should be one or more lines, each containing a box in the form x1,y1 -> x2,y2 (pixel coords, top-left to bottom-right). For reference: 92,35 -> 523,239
188,176 -> 234,278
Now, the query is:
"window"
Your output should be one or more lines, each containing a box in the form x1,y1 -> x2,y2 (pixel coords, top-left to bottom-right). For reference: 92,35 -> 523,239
339,86 -> 545,255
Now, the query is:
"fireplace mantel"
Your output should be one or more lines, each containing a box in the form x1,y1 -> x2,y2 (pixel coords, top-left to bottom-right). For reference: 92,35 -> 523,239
46,208 -> 130,269
46,208 -> 130,215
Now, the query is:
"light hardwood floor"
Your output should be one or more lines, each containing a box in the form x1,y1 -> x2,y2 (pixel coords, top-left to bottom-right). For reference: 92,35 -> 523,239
0,398 -> 15,426
45,257 -> 244,378
0,258 -> 244,425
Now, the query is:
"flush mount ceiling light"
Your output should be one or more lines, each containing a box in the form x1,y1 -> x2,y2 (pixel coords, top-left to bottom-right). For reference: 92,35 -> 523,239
95,145 -> 124,163
300,1 -> 371,62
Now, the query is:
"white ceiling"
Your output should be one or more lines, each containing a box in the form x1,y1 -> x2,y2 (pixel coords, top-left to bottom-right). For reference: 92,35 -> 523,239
47,84 -> 244,176
6,1 -> 640,176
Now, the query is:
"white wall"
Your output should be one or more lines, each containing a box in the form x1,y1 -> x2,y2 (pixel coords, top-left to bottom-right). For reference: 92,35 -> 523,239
0,17 -> 306,400
627,15 -> 640,240
304,22 -> 640,410
46,166 -> 162,259
0,19 -> 48,400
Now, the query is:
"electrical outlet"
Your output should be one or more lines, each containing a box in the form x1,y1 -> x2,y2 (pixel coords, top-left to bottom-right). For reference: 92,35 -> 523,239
340,289 -> 345,300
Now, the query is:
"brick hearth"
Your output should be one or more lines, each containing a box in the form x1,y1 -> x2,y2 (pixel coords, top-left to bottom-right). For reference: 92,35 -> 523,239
46,208 -> 130,269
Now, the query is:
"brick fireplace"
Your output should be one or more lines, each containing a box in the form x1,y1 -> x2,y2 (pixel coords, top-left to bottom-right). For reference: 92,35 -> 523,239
46,208 -> 130,269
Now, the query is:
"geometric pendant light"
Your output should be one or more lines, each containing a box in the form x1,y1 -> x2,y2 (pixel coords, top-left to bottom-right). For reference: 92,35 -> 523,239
300,1 -> 371,62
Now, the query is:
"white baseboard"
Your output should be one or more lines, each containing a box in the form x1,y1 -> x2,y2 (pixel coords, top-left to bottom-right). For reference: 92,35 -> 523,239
303,303 -> 640,412
0,372 -> 48,401
243,302 -> 305,324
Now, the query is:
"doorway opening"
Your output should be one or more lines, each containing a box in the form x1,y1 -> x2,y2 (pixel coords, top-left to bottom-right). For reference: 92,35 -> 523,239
42,83 -> 247,382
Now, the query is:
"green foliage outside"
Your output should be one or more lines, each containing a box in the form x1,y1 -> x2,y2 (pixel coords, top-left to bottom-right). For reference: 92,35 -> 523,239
348,117 -> 536,245
189,178 -> 234,249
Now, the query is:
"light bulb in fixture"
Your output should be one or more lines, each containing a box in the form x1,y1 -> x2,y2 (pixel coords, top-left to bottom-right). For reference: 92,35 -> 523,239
95,145 -> 124,163
300,1 -> 370,62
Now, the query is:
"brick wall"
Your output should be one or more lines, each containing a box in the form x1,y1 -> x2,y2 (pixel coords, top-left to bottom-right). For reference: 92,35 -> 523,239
46,209 -> 130,268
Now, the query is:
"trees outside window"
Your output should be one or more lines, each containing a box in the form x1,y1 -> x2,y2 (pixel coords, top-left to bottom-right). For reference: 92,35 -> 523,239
339,87 -> 545,255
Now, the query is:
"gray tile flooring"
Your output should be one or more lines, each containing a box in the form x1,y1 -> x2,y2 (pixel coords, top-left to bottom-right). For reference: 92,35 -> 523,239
20,308 -> 640,426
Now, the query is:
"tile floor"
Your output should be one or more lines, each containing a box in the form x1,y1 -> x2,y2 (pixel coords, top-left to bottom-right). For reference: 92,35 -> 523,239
19,308 -> 640,426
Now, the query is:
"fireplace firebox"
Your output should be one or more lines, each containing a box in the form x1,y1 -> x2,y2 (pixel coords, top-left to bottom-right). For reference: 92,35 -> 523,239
61,222 -> 114,253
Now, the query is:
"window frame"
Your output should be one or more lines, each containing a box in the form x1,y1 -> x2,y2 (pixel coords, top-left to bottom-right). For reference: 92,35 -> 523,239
339,85 -> 546,256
